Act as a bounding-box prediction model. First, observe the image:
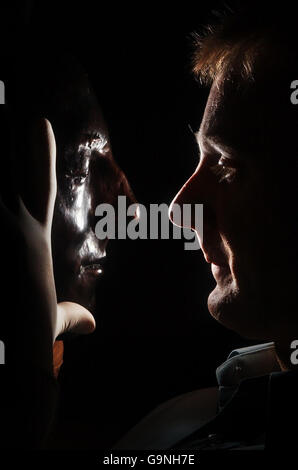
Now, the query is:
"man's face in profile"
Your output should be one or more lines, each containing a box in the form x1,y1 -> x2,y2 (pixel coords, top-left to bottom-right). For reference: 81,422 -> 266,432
172,72 -> 298,341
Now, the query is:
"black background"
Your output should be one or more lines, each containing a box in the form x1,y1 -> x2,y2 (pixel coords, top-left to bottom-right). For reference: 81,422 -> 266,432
1,0 -> 253,449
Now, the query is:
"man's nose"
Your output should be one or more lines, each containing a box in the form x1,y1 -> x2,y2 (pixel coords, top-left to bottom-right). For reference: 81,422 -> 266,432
170,170 -> 198,227
169,162 -> 211,242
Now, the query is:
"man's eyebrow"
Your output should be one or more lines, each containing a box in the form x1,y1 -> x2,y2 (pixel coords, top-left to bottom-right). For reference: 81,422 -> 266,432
195,132 -> 237,155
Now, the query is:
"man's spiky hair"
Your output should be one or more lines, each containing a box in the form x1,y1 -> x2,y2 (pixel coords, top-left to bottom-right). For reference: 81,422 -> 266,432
192,3 -> 298,86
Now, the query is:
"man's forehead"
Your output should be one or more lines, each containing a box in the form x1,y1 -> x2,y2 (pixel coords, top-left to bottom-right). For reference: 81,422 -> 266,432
197,74 -> 272,153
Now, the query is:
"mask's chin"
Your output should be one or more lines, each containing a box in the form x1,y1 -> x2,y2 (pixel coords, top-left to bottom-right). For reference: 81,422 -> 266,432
55,273 -> 98,314
77,273 -> 99,313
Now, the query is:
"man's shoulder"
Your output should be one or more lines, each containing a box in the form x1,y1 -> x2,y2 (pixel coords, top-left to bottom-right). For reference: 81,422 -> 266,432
115,343 -> 282,450
115,386 -> 219,450
216,342 -> 279,388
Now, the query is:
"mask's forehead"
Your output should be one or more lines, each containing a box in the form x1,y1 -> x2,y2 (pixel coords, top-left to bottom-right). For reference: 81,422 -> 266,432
50,79 -> 109,155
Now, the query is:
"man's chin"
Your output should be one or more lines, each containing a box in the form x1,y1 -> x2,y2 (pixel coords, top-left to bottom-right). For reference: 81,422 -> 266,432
207,282 -> 238,319
207,284 -> 267,340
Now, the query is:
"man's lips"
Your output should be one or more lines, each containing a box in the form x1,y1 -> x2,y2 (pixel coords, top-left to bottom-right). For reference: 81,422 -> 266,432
202,248 -> 231,281
202,249 -> 227,267
211,263 -> 231,283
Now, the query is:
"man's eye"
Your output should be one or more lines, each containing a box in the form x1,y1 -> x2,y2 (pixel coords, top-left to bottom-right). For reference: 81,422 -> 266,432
210,157 -> 237,184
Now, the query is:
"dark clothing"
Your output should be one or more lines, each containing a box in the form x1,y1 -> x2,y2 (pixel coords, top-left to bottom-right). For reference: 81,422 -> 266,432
116,342 -> 298,453
176,343 -> 298,451
0,365 -> 59,449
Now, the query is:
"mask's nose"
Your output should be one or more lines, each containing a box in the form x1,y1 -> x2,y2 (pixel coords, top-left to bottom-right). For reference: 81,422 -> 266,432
88,156 -> 139,238
118,169 -> 138,208
117,166 -> 140,222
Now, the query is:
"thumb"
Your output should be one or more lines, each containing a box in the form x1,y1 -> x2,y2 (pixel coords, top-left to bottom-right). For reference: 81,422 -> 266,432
55,302 -> 96,341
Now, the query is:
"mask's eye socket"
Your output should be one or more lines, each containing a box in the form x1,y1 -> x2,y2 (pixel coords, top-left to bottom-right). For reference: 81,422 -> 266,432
65,171 -> 88,185
210,156 -> 237,183
65,155 -> 89,186
64,148 -> 90,186
73,174 -> 88,185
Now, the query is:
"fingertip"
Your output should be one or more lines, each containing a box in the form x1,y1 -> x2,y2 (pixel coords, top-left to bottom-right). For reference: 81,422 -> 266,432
40,117 -> 56,157
85,314 -> 96,334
